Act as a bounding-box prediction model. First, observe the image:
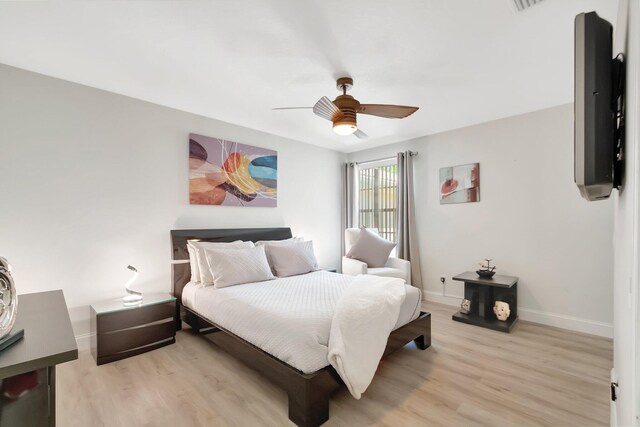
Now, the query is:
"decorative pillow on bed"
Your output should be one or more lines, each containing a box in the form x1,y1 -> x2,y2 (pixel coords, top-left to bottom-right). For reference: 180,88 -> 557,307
268,240 -> 319,277
256,237 -> 304,270
346,227 -> 396,268
189,240 -> 255,285
204,245 -> 275,288
254,236 -> 303,246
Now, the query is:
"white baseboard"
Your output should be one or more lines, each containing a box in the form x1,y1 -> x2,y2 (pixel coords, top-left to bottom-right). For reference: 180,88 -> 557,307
423,290 -> 613,338
75,332 -> 93,352
517,307 -> 613,338
423,290 -> 463,307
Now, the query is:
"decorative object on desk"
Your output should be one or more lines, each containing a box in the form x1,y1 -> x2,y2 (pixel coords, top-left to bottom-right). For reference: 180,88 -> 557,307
439,163 -> 480,204
460,298 -> 471,315
122,265 -> 143,306
0,257 -> 17,339
476,258 -> 496,278
0,257 -> 24,353
493,300 -> 511,321
189,133 -> 277,207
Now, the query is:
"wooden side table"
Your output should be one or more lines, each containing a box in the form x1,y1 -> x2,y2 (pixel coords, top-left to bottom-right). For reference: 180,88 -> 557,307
0,290 -> 78,427
451,271 -> 519,333
91,293 -> 177,365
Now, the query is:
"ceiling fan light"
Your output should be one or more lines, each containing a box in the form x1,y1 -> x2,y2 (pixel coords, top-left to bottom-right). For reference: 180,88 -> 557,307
333,123 -> 357,135
332,114 -> 357,136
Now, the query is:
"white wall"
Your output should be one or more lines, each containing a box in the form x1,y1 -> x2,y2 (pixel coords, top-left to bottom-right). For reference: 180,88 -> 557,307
611,0 -> 639,424
0,64 -> 345,347
348,104 -> 614,337
0,61 -> 618,352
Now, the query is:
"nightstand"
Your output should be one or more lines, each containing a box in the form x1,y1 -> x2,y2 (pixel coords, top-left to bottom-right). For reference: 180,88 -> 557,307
90,293 -> 177,365
451,271 -> 519,333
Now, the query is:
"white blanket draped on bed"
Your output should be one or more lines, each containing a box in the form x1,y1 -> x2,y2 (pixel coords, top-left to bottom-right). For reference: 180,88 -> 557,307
327,274 -> 407,399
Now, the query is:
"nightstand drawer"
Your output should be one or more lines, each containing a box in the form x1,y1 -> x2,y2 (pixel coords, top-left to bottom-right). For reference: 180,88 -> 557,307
95,301 -> 176,333
97,319 -> 175,357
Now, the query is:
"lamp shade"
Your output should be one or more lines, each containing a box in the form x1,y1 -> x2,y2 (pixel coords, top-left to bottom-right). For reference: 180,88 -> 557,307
333,123 -> 357,135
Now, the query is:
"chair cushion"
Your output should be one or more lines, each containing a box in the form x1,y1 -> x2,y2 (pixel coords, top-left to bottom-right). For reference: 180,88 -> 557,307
344,227 -> 378,253
366,267 -> 406,280
346,227 -> 396,268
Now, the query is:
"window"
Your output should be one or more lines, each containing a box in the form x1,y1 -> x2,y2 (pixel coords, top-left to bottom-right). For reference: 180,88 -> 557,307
358,161 -> 397,242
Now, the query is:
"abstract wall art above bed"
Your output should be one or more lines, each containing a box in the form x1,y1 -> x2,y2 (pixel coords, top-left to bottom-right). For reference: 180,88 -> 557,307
189,133 -> 277,207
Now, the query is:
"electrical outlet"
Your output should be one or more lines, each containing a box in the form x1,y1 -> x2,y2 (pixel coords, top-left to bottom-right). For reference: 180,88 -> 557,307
440,276 -> 446,284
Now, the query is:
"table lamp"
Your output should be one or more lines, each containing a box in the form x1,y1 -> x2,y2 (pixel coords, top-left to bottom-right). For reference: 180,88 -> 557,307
122,265 -> 143,306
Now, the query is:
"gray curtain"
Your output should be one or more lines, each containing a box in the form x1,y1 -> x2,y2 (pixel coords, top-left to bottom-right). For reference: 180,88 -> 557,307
342,162 -> 358,255
396,151 -> 423,288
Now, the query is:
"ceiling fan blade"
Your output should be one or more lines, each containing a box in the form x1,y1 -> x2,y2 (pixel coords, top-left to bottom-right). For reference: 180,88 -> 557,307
313,96 -> 343,121
354,129 -> 368,139
357,104 -> 419,119
272,107 -> 313,110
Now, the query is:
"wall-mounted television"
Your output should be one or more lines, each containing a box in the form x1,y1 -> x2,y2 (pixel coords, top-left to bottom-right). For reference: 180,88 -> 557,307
574,11 -> 624,201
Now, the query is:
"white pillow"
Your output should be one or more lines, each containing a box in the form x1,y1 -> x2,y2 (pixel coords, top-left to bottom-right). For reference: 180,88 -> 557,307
268,240 -> 319,277
187,244 -> 200,283
254,236 -> 303,247
256,237 -> 304,269
204,246 -> 275,289
346,227 -> 396,268
189,240 -> 255,285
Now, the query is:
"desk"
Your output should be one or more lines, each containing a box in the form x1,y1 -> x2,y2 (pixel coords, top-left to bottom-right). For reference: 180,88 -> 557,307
0,290 -> 78,426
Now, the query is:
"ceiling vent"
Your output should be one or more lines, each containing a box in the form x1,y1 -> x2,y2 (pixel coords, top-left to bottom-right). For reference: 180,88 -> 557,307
512,0 -> 544,12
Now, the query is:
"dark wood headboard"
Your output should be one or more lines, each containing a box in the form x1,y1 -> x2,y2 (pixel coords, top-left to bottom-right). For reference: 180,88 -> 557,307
170,227 -> 293,302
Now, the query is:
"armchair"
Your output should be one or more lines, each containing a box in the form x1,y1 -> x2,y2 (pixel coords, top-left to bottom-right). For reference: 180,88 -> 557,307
341,228 -> 411,284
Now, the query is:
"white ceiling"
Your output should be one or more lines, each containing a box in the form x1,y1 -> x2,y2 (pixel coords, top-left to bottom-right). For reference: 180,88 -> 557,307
0,0 -> 619,153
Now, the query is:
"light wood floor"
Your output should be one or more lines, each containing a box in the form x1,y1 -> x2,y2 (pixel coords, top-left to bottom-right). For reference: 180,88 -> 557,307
58,302 -> 612,426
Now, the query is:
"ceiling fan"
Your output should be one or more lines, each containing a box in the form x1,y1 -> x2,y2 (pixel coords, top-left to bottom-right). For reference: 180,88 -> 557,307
274,77 -> 419,139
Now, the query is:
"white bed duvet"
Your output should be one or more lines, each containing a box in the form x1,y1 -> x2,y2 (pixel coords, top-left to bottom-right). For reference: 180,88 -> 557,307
182,270 -> 421,375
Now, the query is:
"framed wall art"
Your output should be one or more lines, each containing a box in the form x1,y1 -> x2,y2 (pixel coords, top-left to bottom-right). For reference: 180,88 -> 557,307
189,133 -> 277,207
439,163 -> 480,204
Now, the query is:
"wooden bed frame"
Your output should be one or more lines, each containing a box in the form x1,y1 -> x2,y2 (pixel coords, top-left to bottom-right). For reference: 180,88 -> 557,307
171,228 -> 431,427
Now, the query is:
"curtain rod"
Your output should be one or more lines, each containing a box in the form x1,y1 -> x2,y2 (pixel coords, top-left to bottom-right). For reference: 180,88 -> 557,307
353,151 -> 418,166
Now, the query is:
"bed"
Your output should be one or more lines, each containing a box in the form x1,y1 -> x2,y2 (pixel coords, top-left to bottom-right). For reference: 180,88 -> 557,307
171,228 -> 431,427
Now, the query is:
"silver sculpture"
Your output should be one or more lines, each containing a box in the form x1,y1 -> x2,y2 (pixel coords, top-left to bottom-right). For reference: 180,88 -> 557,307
0,257 -> 18,339
460,299 -> 471,315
